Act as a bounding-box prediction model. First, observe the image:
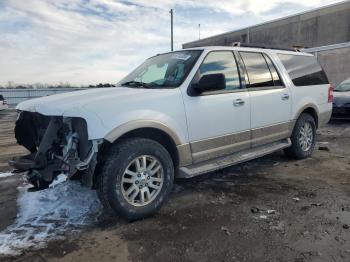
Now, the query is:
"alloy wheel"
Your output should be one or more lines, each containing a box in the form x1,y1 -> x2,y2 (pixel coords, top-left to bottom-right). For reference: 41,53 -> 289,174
120,155 -> 164,207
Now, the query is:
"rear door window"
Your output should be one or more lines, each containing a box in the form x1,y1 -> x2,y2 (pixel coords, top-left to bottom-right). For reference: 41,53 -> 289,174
278,54 -> 329,86
240,52 -> 274,88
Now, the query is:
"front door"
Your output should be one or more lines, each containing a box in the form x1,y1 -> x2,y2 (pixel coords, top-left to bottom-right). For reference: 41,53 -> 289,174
182,51 -> 251,163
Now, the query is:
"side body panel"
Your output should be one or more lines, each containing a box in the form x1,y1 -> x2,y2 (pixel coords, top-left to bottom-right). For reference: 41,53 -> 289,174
272,52 -> 332,127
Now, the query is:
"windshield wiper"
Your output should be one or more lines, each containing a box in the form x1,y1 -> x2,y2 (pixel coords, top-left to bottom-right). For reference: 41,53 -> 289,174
120,81 -> 152,88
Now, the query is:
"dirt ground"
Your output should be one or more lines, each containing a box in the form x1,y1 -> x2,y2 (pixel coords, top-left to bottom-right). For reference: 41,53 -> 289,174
0,109 -> 350,262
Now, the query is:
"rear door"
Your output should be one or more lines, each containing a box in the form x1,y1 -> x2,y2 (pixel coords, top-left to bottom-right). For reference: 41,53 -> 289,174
239,51 -> 292,147
183,51 -> 251,163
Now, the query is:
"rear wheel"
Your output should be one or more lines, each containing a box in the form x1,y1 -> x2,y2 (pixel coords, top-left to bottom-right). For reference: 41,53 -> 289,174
284,113 -> 316,159
97,138 -> 174,221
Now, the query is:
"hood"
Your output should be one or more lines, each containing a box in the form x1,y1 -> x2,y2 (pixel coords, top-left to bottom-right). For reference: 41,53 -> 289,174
16,86 -> 186,141
17,87 -> 177,116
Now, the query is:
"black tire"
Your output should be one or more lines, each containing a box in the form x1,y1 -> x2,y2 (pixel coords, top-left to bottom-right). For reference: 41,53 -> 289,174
284,113 -> 317,159
96,138 -> 174,221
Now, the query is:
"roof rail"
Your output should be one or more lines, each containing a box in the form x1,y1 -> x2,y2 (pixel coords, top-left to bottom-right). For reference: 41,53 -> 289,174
231,42 -> 300,52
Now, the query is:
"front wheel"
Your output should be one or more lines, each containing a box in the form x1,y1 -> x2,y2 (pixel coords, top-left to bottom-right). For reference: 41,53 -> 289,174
284,113 -> 316,159
97,138 -> 174,221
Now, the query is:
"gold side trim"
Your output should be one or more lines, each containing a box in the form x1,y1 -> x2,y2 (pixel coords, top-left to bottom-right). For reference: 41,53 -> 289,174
192,140 -> 251,163
177,144 -> 192,167
188,122 -> 293,164
190,130 -> 251,163
191,130 -> 250,153
104,120 -> 182,145
251,122 -> 291,147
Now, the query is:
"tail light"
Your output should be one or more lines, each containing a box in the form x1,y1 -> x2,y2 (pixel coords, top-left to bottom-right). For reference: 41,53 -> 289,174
328,85 -> 334,103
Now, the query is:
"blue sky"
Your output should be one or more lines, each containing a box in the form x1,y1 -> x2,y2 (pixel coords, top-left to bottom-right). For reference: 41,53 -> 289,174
0,0 -> 343,86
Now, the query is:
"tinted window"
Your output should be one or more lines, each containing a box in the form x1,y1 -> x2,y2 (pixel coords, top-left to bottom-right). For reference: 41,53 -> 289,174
263,54 -> 283,86
278,54 -> 329,86
0,95 -> 3,100
240,52 -> 274,88
194,51 -> 241,91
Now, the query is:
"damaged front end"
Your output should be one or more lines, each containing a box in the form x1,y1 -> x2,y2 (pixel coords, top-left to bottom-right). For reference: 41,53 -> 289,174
9,111 -> 102,190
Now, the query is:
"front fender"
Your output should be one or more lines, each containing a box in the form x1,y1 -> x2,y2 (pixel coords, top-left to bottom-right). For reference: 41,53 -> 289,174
104,119 -> 183,145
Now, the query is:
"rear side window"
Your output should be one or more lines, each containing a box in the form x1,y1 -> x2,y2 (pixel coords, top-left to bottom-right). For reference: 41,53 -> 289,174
240,52 -> 274,88
263,54 -> 283,86
278,54 -> 329,86
0,95 -> 4,100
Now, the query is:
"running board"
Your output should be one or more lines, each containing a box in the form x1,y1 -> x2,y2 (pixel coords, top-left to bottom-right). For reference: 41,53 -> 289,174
178,139 -> 291,178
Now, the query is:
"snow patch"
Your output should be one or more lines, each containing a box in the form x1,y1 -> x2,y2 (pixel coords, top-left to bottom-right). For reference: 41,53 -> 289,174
0,182 -> 102,256
49,173 -> 68,188
0,172 -> 15,179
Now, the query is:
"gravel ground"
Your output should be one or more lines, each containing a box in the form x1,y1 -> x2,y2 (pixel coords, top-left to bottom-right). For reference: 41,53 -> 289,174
0,109 -> 350,262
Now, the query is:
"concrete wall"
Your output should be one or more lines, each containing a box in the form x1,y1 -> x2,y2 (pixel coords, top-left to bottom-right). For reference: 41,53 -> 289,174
183,1 -> 350,88
183,1 -> 350,49
314,47 -> 350,87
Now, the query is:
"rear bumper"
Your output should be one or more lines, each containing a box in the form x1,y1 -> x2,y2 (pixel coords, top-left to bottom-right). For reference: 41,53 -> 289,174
332,107 -> 350,119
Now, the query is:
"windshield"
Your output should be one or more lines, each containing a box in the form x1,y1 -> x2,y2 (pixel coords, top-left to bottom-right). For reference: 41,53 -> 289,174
334,78 -> 350,92
119,50 -> 202,88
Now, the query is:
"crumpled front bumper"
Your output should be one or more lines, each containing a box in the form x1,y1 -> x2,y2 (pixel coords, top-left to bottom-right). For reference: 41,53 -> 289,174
9,111 -> 100,189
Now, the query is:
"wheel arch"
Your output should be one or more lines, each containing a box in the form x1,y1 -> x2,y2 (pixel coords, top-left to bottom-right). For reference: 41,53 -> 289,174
115,127 -> 180,168
294,104 -> 319,129
104,120 -> 182,145
92,126 -> 181,188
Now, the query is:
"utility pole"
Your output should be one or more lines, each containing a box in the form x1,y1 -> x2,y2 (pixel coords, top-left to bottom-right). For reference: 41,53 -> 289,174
198,24 -> 201,40
170,9 -> 174,51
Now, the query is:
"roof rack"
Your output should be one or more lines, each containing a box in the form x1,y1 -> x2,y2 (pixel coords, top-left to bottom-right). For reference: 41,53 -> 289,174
231,42 -> 301,52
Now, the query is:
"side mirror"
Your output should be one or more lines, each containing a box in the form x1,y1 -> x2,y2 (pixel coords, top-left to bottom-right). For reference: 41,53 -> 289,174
191,73 -> 226,94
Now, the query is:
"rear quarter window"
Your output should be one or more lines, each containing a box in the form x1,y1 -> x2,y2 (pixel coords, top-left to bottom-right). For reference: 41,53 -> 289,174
278,54 -> 329,86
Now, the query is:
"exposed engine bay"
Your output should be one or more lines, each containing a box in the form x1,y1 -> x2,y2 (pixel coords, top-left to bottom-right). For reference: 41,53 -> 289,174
9,111 -> 101,190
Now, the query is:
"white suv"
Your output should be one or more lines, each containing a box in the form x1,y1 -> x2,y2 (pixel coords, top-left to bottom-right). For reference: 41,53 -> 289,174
11,46 -> 333,220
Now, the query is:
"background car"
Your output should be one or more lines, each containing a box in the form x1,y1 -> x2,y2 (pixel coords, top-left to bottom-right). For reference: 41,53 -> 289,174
332,78 -> 350,120
0,94 -> 9,111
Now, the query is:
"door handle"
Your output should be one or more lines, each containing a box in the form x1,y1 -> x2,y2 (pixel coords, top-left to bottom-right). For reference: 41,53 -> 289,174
233,98 -> 245,106
281,94 -> 290,100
